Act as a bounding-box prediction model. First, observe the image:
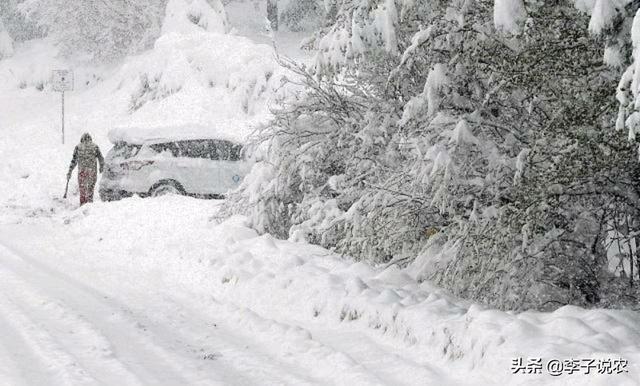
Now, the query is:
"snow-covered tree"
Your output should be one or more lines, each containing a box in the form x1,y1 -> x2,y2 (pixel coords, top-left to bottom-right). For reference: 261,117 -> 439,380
227,0 -> 639,310
17,0 -> 169,61
567,1 -> 640,152
0,0 -> 42,42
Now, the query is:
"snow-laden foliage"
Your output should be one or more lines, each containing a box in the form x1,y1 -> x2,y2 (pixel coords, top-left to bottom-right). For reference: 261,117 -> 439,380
0,0 -> 41,42
15,0 -> 171,61
311,0 -> 402,70
227,0 -> 640,310
572,1 -> 640,150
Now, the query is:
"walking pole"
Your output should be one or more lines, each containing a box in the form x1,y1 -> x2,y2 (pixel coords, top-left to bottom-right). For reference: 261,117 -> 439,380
63,174 -> 70,199
61,90 -> 65,145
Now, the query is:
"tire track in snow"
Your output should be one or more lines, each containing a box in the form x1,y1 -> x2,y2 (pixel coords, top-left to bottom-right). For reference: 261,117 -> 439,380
0,222 -> 464,386
171,293 -> 391,386
0,324 -> 25,385
208,298 -> 460,386
0,240 -> 332,385
0,242 -> 223,385
308,328 -> 451,386
138,295 -> 321,385
0,261 -> 150,385
0,294 -> 100,386
0,299 -> 87,386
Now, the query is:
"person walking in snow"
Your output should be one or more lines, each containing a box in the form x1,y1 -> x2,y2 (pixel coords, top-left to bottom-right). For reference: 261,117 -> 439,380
67,133 -> 104,206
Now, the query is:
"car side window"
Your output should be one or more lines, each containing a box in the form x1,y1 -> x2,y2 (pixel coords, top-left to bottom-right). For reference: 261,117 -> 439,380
150,142 -> 179,157
206,141 -> 219,160
211,140 -> 243,161
178,140 -> 215,159
215,140 -> 232,161
149,140 -> 243,160
230,144 -> 243,161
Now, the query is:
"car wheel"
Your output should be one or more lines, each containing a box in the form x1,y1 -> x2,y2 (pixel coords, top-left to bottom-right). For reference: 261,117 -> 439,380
99,188 -> 127,202
149,181 -> 184,197
99,188 -> 115,202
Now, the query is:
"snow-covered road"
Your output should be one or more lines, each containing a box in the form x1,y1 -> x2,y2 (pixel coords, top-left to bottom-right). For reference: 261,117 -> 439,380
0,197 -> 638,386
0,240 -> 317,385
0,200 -> 466,386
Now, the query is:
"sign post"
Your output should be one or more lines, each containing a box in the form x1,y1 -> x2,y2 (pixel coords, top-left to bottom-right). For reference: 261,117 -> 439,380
51,70 -> 74,144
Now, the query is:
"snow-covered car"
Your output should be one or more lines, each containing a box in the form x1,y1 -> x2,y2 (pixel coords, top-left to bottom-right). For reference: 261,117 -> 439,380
99,128 -> 252,201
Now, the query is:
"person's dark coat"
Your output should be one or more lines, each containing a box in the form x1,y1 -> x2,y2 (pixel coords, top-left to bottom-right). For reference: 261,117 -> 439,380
68,133 -> 104,205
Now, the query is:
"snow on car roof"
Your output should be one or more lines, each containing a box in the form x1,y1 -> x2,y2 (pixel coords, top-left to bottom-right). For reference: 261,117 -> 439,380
108,124 -> 248,145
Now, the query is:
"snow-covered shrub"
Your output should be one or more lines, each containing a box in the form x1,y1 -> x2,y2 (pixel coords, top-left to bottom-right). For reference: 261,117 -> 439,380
227,0 -> 640,310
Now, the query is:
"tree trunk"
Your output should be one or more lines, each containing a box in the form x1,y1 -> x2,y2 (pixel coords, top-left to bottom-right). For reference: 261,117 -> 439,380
629,236 -> 640,287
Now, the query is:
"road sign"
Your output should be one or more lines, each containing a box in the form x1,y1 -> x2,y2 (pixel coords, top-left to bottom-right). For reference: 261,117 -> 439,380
52,69 -> 74,92
52,69 -> 74,144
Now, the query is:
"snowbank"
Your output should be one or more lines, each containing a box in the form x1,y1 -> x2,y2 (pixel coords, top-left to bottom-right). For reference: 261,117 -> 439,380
5,197 -> 637,385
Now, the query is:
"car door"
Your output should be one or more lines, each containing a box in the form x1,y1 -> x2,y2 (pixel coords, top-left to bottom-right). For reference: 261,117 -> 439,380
214,140 -> 250,194
176,140 -> 220,195
145,142 -> 181,191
